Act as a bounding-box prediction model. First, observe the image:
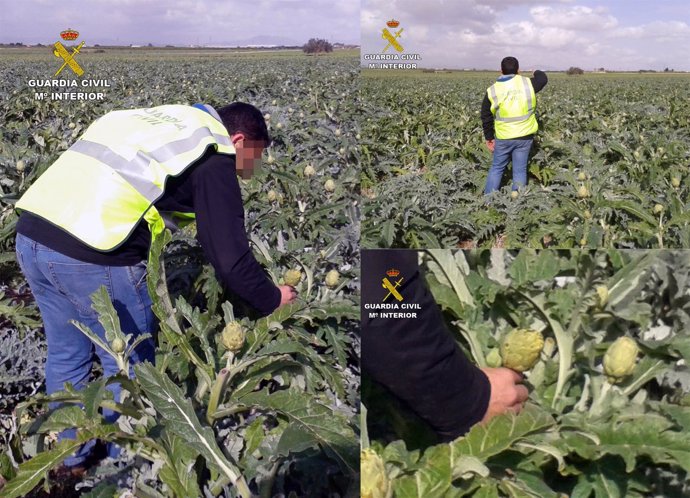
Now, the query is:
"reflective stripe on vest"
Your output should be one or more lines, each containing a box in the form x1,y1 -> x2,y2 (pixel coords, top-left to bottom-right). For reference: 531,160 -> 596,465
16,105 -> 235,251
487,75 -> 538,139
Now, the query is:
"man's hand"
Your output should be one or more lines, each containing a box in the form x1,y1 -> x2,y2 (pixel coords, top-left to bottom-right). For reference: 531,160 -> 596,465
278,285 -> 298,307
480,367 -> 529,423
486,139 -> 495,153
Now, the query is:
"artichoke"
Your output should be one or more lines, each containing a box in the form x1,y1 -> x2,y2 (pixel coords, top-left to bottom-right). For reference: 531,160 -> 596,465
324,179 -> 336,192
110,337 -> 126,354
485,348 -> 502,368
284,269 -> 302,287
267,190 -> 278,202
361,449 -> 391,498
325,269 -> 340,288
595,285 -> 609,308
303,164 -> 316,177
500,329 -> 544,372
221,322 -> 245,353
603,337 -> 639,383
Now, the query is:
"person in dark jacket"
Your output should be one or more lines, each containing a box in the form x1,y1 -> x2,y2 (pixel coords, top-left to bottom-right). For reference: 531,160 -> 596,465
14,102 -> 297,471
481,56 -> 548,194
361,250 -> 528,441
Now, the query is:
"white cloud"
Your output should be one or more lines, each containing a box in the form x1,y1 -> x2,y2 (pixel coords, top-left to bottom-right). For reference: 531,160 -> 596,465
362,0 -> 690,70
2,0 -> 360,45
610,20 -> 690,41
530,5 -> 617,31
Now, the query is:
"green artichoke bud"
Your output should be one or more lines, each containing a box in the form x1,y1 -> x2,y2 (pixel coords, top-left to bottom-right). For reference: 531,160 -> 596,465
284,269 -> 302,286
671,176 -> 681,188
500,329 -> 544,372
304,164 -> 316,177
361,449 -> 391,498
596,285 -> 609,308
654,203 -> 664,214
16,160 -> 26,172
578,185 -> 589,198
603,337 -> 639,383
324,179 -> 336,192
325,269 -> 340,288
110,337 -> 126,353
222,322 -> 245,353
267,190 -> 278,202
485,348 -> 502,368
577,172 -> 587,181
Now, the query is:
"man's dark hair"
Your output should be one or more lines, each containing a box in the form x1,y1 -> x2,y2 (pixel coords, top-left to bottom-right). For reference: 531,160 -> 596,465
501,56 -> 519,75
217,102 -> 271,145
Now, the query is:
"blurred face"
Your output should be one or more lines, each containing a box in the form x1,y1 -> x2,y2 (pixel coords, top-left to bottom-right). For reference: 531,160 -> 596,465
232,134 -> 265,179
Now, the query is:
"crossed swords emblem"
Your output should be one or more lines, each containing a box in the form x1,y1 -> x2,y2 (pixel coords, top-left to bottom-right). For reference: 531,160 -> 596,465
382,27 -> 404,53
382,276 -> 404,302
53,40 -> 85,77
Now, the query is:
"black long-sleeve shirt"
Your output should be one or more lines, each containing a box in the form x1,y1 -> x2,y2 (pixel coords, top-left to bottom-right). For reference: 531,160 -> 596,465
361,250 -> 491,442
481,70 -> 548,141
16,149 -> 281,316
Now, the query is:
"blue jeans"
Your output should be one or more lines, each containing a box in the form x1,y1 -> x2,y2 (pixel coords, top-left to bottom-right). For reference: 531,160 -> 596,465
484,138 -> 533,194
15,233 -> 156,466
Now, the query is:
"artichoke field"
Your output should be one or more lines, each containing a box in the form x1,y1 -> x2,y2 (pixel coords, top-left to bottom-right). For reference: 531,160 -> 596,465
0,49 -> 360,497
361,71 -> 690,249
364,249 -> 690,497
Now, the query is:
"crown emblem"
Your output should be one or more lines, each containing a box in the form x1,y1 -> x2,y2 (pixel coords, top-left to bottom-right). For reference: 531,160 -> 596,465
386,19 -> 400,28
386,268 -> 400,278
60,29 -> 79,41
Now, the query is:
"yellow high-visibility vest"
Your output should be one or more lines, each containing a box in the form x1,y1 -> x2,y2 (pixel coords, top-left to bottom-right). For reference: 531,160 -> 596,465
16,105 -> 235,251
487,75 -> 538,139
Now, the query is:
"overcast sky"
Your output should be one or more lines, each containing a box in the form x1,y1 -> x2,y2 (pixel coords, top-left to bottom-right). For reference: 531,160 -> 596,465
362,0 -> 690,71
0,0 -> 360,46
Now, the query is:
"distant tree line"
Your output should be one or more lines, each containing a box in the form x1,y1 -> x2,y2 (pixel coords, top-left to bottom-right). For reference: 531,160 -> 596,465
303,38 -> 332,54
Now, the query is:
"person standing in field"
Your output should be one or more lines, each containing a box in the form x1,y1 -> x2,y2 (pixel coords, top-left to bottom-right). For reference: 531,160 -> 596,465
14,102 -> 298,473
482,56 -> 548,194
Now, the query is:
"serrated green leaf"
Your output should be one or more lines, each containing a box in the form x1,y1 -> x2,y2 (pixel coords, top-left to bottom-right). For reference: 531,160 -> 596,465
80,482 -> 119,498
394,444 -> 453,498
450,404 -> 555,461
158,432 -> 201,498
133,362 -> 251,498
607,252 -> 657,308
238,388 -> 358,475
82,379 -> 108,420
452,455 -> 489,479
89,286 -> 122,343
659,404 -> 690,429
587,416 -> 690,473
37,405 -> 87,433
242,416 -> 266,462
276,424 -> 317,456
511,470 -> 561,498
0,425 -> 118,498
426,249 -> 475,307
